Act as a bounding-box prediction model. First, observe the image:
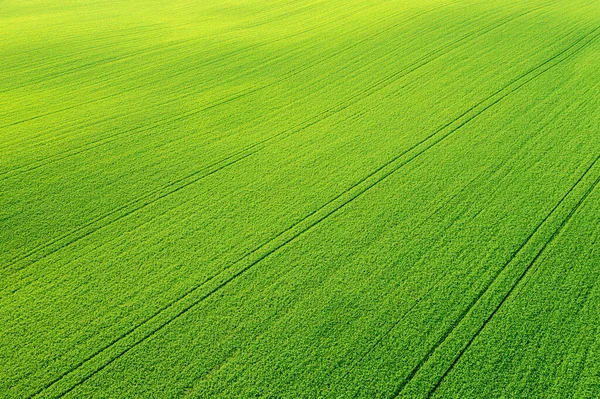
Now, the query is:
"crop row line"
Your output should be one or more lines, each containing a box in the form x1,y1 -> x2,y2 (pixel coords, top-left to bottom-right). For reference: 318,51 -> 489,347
329,160 -> 524,394
0,0 -> 378,164
149,22 -> 600,393
193,168 -> 489,395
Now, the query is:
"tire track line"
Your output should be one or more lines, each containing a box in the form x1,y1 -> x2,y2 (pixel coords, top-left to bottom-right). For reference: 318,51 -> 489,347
424,158 -> 600,399
190,171 -> 486,396
387,28 -> 600,399
1,150 -> 253,277
3,4 -> 523,278
393,154 -> 598,398
0,0 -> 374,158
3,3 -> 484,298
0,22 -> 189,79
330,164 -> 521,394
30,13 -> 591,399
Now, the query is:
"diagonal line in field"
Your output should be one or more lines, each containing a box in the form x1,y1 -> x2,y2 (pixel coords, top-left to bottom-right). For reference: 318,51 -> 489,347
423,160 -> 600,399
389,153 -> 600,399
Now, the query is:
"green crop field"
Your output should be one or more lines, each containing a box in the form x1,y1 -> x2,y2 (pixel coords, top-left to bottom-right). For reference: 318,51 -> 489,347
2,0 -> 600,397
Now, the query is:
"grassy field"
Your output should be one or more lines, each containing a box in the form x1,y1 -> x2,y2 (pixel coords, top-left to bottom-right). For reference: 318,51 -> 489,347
2,0 -> 600,397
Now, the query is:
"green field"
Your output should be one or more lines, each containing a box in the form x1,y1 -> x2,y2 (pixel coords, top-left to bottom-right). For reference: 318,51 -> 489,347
2,0 -> 600,397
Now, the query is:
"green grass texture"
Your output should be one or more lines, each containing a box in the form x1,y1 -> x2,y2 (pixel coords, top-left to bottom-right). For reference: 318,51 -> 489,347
2,0 -> 600,397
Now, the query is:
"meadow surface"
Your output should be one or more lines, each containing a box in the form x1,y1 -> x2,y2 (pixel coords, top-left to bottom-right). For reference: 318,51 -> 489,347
1,0 -> 600,397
